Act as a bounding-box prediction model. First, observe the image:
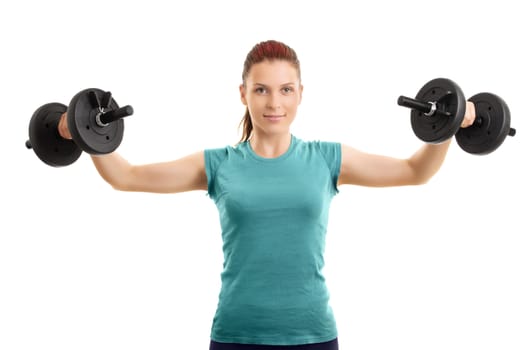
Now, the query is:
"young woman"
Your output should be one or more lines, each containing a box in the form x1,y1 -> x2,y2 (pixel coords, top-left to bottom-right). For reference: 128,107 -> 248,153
58,40 -> 475,350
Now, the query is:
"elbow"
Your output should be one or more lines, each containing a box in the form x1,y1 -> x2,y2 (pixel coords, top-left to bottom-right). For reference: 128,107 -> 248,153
108,166 -> 137,192
102,175 -> 134,192
410,170 -> 439,186
111,183 -> 129,192
110,177 -> 136,192
407,167 -> 436,186
406,160 -> 441,186
412,177 -> 430,186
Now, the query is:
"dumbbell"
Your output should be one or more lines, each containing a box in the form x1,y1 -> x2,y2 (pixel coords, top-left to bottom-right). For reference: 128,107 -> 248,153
25,88 -> 134,166
397,78 -> 516,155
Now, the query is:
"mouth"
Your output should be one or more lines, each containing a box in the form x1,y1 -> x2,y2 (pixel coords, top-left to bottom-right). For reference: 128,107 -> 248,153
263,114 -> 285,121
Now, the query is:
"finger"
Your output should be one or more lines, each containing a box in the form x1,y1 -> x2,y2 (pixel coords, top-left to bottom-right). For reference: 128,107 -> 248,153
461,102 -> 476,128
58,113 -> 73,139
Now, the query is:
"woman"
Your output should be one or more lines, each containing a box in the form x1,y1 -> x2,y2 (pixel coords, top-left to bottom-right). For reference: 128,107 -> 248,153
58,40 -> 475,349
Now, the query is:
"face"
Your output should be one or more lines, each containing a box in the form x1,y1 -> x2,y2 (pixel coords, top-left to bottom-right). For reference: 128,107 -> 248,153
240,59 -> 303,137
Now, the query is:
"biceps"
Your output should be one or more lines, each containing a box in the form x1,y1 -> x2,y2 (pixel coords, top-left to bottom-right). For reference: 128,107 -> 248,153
338,146 -> 416,187
128,152 -> 207,193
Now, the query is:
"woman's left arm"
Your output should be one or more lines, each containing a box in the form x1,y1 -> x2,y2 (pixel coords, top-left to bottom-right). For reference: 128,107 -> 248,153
337,101 -> 476,187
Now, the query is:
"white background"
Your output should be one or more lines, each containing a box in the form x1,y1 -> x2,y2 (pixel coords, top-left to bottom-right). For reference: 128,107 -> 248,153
1,1 -> 523,349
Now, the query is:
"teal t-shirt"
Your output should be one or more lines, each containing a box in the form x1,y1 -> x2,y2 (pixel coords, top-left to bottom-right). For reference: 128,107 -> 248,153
204,134 -> 341,346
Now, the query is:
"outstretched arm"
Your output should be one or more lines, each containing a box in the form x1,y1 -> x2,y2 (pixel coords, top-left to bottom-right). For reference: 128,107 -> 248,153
90,151 -> 207,193
338,101 -> 476,187
58,113 -> 207,193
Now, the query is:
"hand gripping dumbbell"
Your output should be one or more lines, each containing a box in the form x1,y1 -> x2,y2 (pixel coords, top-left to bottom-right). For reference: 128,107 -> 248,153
397,78 -> 516,155
25,89 -> 134,166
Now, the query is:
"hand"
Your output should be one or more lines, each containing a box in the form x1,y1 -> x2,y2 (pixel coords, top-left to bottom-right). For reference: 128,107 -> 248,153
58,113 -> 73,140
461,101 -> 476,128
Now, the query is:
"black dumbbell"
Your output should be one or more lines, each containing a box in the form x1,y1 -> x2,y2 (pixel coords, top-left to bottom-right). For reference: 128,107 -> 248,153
26,89 -> 134,166
397,78 -> 516,155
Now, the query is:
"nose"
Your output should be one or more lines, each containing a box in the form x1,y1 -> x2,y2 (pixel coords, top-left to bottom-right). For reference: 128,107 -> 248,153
265,92 -> 281,110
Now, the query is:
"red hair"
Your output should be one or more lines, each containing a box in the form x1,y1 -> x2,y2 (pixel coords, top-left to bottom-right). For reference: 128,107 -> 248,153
238,40 -> 301,143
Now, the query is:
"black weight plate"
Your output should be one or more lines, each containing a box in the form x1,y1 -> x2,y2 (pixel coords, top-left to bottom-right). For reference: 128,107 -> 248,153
28,103 -> 82,167
455,93 -> 511,155
411,78 -> 466,143
67,88 -> 124,155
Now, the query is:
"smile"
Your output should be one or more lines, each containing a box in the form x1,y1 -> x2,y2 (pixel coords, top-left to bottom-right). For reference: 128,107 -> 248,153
263,115 -> 285,120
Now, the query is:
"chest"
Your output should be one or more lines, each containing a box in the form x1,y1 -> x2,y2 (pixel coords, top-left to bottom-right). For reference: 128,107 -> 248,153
213,160 -> 332,220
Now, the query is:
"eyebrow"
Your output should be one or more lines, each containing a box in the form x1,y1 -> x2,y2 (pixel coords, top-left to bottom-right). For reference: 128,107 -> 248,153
253,82 -> 296,87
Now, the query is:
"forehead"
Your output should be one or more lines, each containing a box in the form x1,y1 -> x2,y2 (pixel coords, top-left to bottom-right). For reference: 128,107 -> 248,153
245,59 -> 300,85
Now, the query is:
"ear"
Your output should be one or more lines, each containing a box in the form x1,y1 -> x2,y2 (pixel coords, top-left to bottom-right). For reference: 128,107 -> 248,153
239,84 -> 247,106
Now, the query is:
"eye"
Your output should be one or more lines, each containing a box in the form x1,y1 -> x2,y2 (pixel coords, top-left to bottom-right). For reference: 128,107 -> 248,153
282,86 -> 294,94
254,87 -> 267,94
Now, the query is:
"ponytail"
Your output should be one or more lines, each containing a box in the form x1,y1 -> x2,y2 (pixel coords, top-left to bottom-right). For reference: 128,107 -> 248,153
237,108 -> 253,144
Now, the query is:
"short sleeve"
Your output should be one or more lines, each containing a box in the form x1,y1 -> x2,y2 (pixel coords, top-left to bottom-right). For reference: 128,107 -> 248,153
204,147 -> 228,199
316,141 -> 342,194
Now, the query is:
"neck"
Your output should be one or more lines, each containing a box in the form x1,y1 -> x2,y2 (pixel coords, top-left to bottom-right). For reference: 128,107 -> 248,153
249,131 -> 292,159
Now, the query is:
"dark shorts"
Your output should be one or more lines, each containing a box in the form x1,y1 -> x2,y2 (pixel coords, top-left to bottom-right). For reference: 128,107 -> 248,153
209,338 -> 339,350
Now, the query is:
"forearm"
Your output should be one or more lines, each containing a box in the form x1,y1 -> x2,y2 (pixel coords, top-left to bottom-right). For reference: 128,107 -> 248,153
407,139 -> 452,184
90,152 -> 133,190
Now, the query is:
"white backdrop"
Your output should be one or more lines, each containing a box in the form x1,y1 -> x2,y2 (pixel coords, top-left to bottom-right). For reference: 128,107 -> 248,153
1,1 -> 523,349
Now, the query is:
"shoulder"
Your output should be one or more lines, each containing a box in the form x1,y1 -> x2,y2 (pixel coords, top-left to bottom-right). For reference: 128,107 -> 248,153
204,142 -> 248,166
294,136 -> 341,156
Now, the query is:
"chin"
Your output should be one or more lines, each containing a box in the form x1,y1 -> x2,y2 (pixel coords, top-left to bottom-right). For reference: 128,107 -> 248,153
263,128 -> 292,136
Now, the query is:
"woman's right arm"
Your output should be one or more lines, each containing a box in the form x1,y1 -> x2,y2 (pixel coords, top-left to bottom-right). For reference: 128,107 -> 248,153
58,113 -> 207,194
90,151 -> 207,193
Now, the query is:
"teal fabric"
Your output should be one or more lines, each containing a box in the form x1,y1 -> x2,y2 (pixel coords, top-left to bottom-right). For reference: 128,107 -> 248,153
204,135 -> 342,345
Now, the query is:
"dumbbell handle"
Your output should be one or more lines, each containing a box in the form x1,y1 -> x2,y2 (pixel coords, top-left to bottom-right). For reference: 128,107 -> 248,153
89,90 -> 134,126
98,105 -> 134,125
397,96 -> 451,117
